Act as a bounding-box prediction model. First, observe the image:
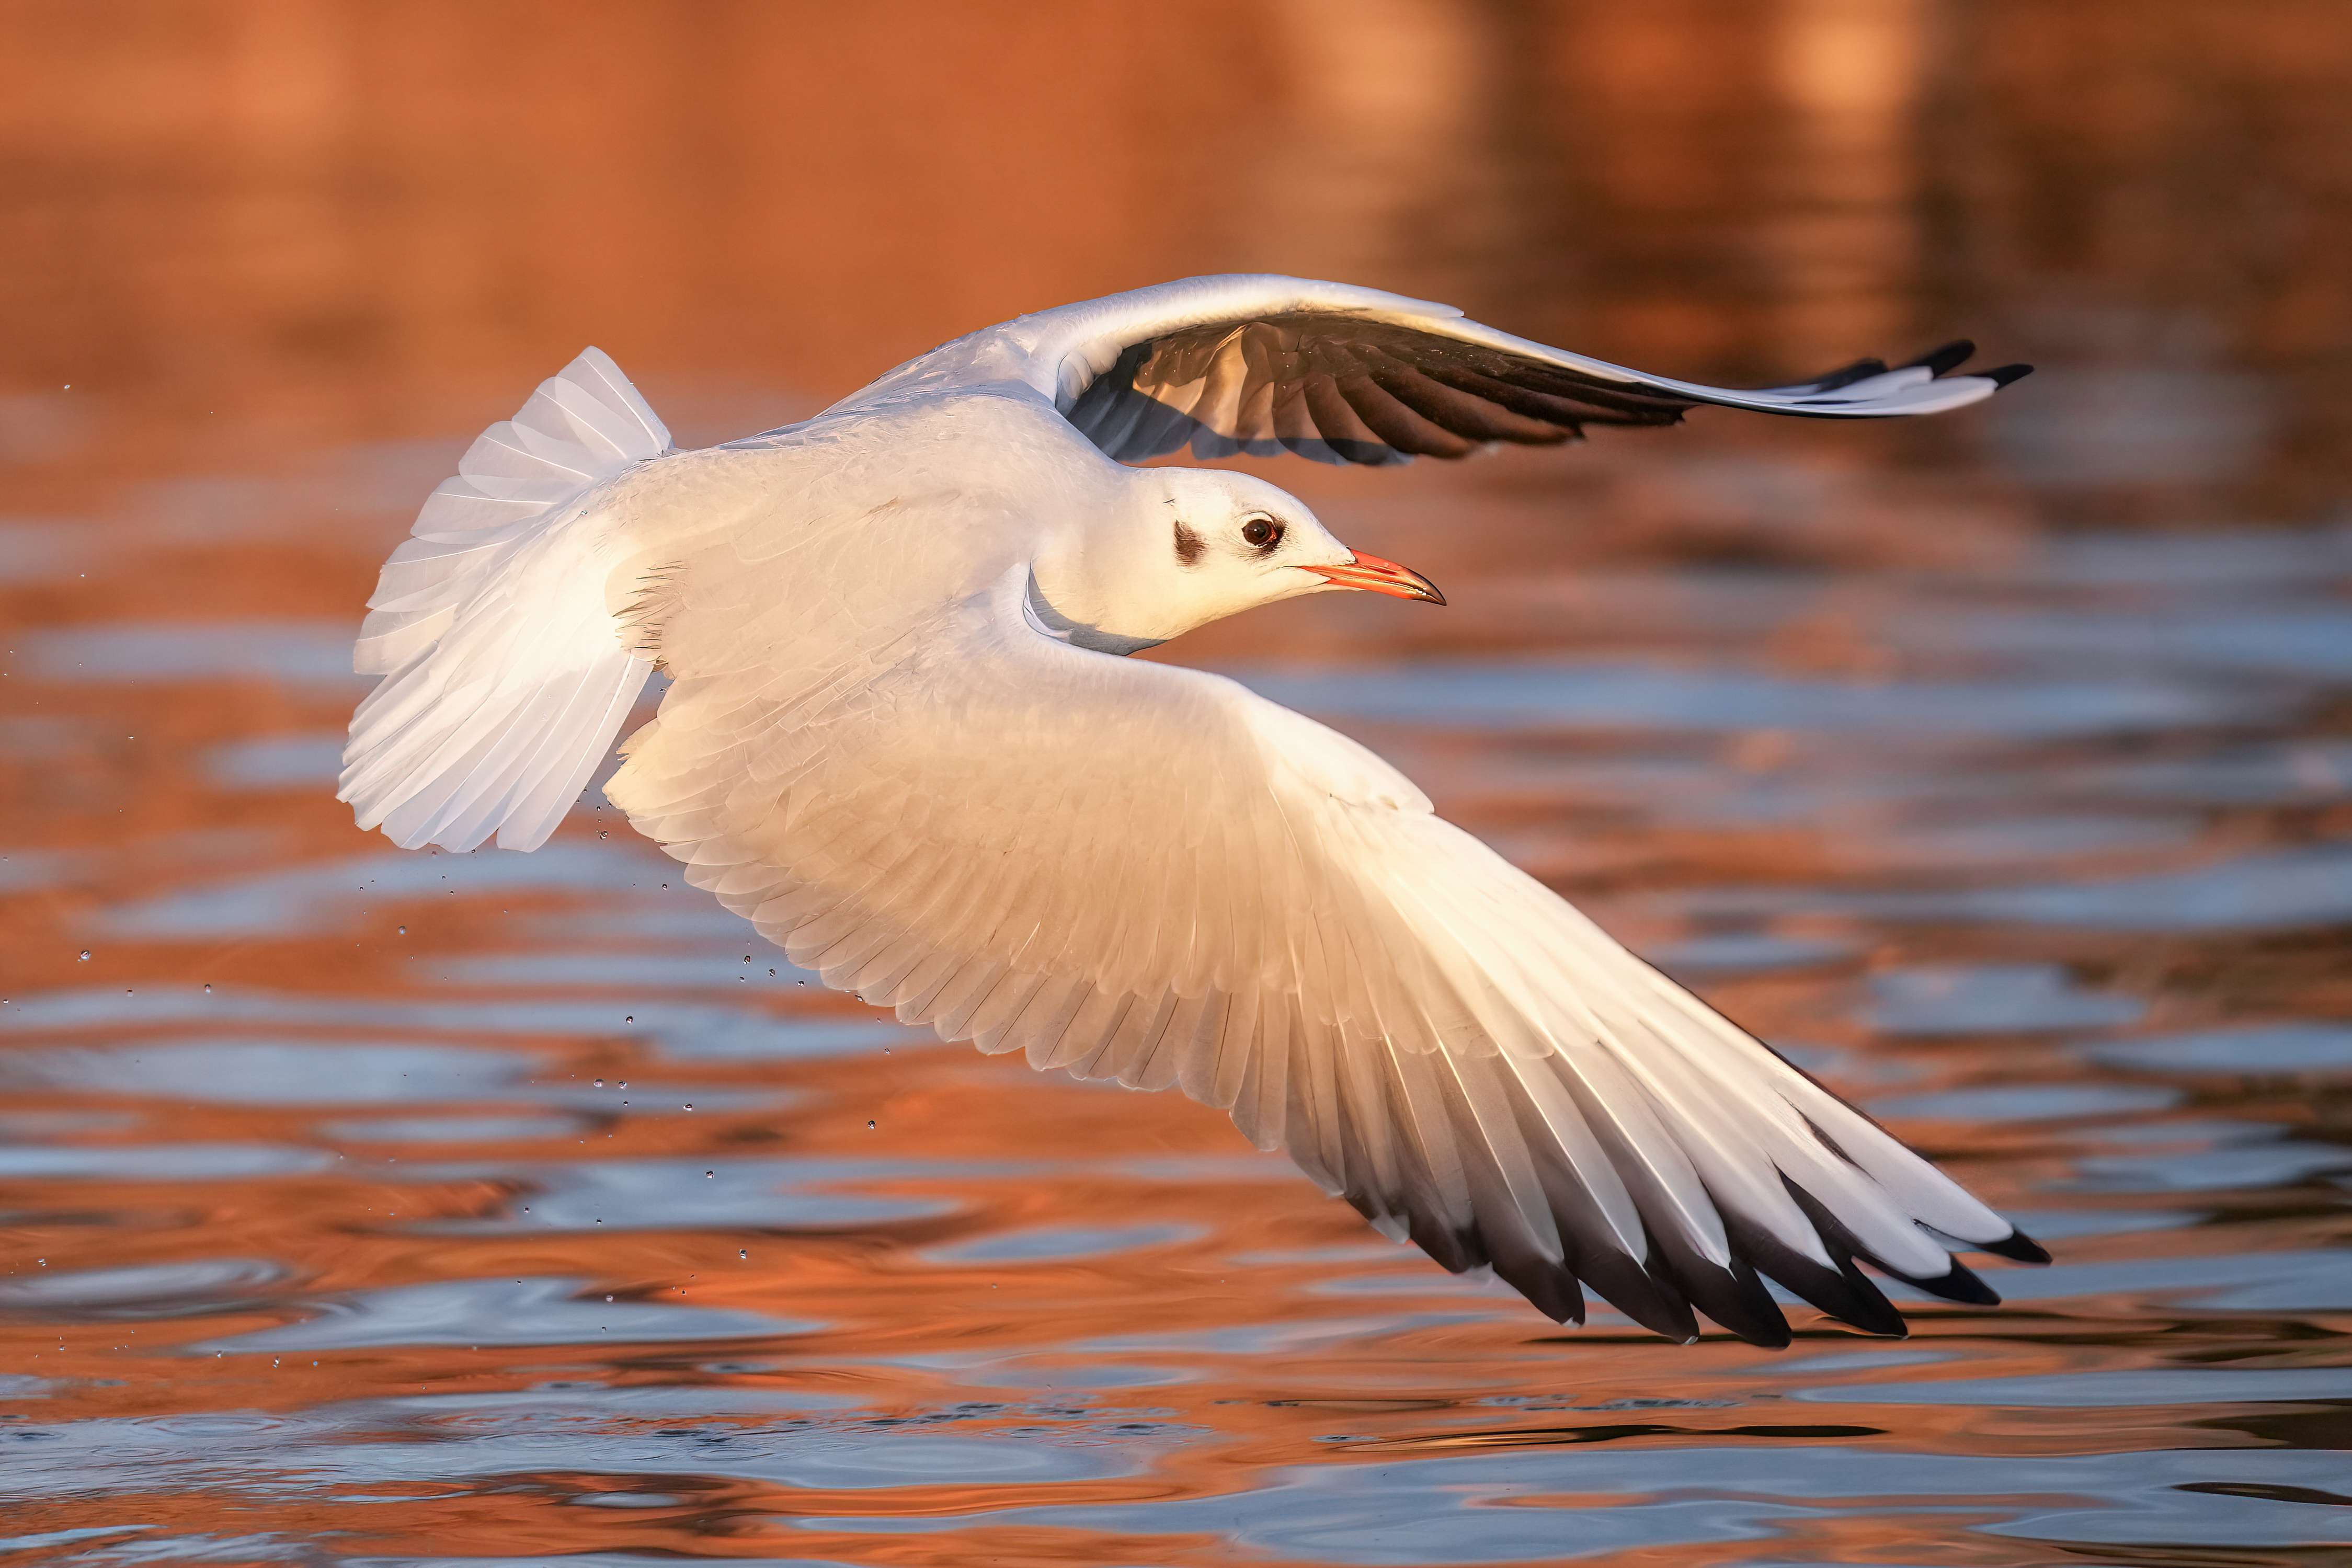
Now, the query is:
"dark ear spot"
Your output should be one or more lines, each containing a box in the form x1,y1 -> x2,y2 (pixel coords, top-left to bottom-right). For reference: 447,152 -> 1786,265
1172,520 -> 1204,566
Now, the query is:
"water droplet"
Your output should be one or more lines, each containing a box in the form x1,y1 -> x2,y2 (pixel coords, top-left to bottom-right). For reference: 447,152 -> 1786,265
593,1078 -> 604,1089
76,950 -> 89,962
605,1294 -> 614,1302
396,925 -> 406,935
866,1119 -> 876,1130
738,1249 -> 748,1260
704,1170 -> 714,1179
682,1102 -> 694,1112
202,983 -> 212,994
599,830 -> 608,839
624,1015 -> 633,1024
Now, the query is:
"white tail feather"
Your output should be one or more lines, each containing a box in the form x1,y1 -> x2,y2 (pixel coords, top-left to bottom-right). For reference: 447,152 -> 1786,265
340,348 -> 667,852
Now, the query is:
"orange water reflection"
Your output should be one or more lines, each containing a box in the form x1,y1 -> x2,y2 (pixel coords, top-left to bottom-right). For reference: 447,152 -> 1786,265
3,5 -> 2351,1566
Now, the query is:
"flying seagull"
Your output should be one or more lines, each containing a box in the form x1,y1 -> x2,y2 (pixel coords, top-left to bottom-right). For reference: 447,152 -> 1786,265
341,274 -> 2040,1346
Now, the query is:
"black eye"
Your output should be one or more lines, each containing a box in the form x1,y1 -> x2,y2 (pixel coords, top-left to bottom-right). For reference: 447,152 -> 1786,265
1242,516 -> 1282,549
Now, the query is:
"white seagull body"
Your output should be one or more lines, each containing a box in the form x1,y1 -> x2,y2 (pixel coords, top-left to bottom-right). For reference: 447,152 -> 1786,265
341,274 -> 2040,1345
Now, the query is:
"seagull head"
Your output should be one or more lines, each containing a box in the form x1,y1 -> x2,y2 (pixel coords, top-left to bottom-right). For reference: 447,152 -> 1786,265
1031,468 -> 1443,653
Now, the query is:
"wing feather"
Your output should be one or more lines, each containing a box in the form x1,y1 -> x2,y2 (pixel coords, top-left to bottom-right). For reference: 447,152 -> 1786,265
895,274 -> 2030,467
607,549 -> 2041,1342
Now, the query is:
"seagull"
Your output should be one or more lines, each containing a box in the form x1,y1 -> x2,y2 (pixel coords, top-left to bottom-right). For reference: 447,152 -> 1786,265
341,274 -> 2041,1346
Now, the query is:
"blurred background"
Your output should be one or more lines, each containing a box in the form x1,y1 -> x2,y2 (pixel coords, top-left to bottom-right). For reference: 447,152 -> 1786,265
3,4 -> 2350,1565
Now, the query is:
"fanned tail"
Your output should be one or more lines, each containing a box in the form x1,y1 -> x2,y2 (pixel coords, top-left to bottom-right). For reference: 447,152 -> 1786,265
339,348 -> 668,852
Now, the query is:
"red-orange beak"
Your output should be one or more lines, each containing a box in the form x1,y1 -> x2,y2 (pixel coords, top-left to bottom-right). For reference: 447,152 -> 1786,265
1306,550 -> 1446,605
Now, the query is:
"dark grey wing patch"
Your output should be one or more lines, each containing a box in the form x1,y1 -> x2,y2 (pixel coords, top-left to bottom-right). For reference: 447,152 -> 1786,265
1063,313 -> 2025,468
1065,315 -> 1683,467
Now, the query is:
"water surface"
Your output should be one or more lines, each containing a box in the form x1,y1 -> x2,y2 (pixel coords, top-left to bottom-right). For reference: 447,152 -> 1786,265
3,5 -> 2349,1565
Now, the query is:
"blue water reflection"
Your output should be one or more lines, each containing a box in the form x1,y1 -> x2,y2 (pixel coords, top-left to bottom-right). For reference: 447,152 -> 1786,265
1237,659 -> 2245,738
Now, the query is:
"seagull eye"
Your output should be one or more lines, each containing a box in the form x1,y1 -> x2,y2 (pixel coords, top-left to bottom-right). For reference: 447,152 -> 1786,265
1241,517 -> 1281,549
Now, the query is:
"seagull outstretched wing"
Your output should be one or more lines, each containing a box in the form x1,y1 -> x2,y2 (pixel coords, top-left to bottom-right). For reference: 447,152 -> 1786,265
857,273 -> 2028,467
608,552 -> 2042,1347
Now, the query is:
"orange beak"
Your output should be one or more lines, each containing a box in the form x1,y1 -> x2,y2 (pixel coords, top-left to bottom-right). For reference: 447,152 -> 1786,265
1306,550 -> 1446,605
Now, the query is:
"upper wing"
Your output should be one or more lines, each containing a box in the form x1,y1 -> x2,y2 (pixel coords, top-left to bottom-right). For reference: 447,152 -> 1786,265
913,274 -> 2028,466
608,552 -> 2042,1345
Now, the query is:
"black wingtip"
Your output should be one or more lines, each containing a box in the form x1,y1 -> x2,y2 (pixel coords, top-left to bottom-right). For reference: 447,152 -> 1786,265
1495,1255 -> 1587,1327
1726,1209 -> 1908,1339
1983,363 -> 2034,388
1809,356 -> 1890,393
1589,1258 -> 1701,1344
1696,1260 -> 1794,1349
1901,339 -> 1975,377
1904,1257 -> 2003,1307
1821,1257 -> 1910,1338
1978,1230 -> 2052,1266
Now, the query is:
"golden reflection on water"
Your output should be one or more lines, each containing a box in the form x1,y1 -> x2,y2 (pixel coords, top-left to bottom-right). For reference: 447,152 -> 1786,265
3,4 -> 2351,1565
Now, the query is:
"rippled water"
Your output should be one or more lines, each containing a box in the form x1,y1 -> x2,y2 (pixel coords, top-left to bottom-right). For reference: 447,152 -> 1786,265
5,5 -> 2352,1565
9,493 -> 2352,1563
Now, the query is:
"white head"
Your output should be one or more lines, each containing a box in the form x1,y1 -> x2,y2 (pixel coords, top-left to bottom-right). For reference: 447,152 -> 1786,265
1029,467 -> 1443,654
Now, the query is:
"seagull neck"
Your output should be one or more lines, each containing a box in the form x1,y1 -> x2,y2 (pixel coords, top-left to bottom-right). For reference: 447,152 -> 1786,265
1023,569 -> 1166,656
